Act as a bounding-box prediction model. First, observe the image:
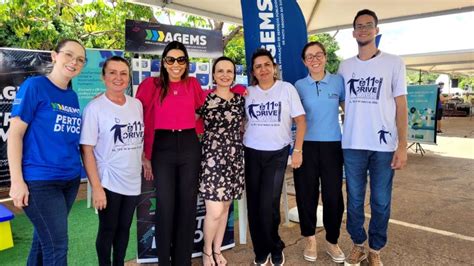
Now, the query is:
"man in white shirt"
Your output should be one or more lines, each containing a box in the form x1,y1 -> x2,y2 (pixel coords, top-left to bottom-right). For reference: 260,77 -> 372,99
338,9 -> 408,266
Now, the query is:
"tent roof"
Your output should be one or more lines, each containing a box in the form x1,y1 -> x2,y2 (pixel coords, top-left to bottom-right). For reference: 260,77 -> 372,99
127,0 -> 474,34
401,49 -> 474,77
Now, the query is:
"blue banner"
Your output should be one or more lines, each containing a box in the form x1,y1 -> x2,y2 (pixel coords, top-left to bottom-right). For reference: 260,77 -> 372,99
407,85 -> 438,144
241,0 -> 308,85
376,34 -> 382,48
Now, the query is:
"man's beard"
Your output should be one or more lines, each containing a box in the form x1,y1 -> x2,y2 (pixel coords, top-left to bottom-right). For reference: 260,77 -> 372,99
357,39 -> 373,47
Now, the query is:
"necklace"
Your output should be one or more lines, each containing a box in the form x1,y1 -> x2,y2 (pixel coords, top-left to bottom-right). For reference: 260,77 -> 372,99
358,49 -> 380,60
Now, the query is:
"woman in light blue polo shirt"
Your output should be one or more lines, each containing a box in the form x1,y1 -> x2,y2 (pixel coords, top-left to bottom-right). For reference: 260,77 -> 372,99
293,41 -> 346,263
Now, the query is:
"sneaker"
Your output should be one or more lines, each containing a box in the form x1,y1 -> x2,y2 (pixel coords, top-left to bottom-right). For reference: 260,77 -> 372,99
344,245 -> 367,266
303,238 -> 317,262
368,250 -> 383,266
253,254 -> 270,265
270,251 -> 285,266
326,242 -> 345,263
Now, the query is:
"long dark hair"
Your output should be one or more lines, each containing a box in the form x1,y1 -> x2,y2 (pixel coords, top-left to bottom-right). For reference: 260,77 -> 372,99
155,41 -> 190,103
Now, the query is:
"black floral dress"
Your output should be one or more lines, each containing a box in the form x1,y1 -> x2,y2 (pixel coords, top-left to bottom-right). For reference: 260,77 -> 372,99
198,92 -> 245,201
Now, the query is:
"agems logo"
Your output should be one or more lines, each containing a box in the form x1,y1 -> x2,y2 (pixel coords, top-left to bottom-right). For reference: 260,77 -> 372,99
145,30 -> 207,46
257,0 -> 276,58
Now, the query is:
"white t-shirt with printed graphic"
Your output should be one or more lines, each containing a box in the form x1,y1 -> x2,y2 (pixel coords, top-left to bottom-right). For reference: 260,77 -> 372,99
80,94 -> 144,196
338,51 -> 407,152
243,80 -> 305,151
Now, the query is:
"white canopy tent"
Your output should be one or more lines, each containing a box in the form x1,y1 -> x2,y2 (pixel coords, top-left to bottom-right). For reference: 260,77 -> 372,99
401,49 -> 474,77
127,0 -> 473,34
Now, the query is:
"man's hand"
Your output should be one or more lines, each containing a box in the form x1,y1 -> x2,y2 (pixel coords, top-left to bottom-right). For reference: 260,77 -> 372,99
391,146 -> 407,170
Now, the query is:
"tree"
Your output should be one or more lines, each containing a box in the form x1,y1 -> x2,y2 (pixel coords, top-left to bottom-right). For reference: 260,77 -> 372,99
0,0 -> 154,50
224,32 -> 245,66
308,33 -> 341,74
454,75 -> 474,90
406,70 -> 439,85
172,13 -> 244,64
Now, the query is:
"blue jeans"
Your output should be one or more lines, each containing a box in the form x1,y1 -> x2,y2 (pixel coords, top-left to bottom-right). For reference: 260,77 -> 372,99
23,178 -> 80,266
343,149 -> 394,250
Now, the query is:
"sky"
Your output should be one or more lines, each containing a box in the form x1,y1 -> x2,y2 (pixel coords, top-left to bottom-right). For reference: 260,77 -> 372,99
332,12 -> 474,59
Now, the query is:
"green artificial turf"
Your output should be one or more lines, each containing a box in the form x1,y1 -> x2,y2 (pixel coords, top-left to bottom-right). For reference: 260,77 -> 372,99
0,200 -> 137,265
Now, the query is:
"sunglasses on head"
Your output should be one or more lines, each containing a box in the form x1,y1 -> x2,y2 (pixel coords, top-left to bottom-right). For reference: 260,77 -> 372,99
164,56 -> 188,65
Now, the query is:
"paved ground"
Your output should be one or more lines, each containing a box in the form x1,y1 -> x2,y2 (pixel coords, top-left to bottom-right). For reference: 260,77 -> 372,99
178,117 -> 473,266
2,117 -> 473,265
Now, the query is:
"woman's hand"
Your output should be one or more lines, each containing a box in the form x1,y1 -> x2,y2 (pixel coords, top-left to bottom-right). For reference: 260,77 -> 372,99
143,157 -> 154,180
291,152 -> 303,169
9,179 -> 29,209
92,186 -> 107,210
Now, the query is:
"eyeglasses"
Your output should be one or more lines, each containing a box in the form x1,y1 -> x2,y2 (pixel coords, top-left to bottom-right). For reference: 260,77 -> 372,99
164,56 -> 188,65
355,23 -> 375,31
58,50 -> 87,66
304,52 -> 325,61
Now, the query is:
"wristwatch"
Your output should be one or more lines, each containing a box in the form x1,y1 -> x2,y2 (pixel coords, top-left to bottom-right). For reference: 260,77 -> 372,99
293,148 -> 302,153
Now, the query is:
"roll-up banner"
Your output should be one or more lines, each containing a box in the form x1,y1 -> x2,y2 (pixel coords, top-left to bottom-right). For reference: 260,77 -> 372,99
0,48 -> 53,189
125,19 -> 223,58
241,0 -> 308,85
407,85 -> 438,144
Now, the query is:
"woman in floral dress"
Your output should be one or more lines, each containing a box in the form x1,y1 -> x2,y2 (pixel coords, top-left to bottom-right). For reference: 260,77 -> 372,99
198,56 -> 245,266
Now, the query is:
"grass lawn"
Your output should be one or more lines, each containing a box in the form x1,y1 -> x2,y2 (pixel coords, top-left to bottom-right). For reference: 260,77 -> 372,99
0,200 -> 137,265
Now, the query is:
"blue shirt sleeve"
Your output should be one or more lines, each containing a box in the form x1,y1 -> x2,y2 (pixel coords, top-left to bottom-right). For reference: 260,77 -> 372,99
11,78 -> 39,124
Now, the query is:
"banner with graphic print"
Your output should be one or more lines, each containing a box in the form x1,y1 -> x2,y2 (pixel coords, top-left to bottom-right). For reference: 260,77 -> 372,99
0,48 -> 53,190
241,0 -> 308,85
71,49 -> 124,110
125,19 -> 223,58
407,85 -> 438,144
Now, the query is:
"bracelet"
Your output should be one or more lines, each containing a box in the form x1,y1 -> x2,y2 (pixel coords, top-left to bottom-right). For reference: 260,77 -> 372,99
293,148 -> 302,153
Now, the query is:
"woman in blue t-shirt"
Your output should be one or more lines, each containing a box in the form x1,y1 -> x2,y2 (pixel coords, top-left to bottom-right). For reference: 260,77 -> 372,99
9,39 -> 86,265
293,41 -> 346,263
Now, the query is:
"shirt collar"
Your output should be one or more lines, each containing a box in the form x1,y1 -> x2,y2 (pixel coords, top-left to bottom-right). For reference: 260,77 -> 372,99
305,71 -> 330,85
